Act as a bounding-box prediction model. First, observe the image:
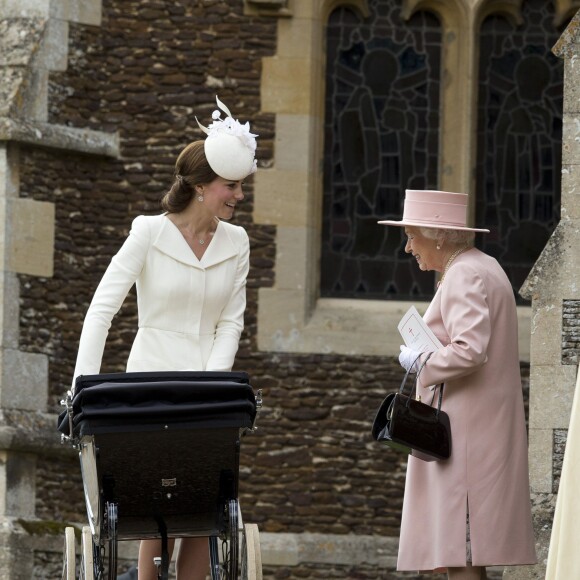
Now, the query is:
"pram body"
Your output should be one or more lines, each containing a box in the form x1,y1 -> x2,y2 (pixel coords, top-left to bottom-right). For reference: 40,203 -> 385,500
58,371 -> 262,580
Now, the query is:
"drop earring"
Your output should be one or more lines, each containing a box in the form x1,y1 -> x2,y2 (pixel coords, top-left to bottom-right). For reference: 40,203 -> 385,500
198,195 -> 204,202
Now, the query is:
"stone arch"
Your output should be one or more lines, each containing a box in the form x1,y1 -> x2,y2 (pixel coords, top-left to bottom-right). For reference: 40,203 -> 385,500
474,0 -> 524,28
320,0 -> 369,21
402,0 -> 467,27
475,0 -> 578,29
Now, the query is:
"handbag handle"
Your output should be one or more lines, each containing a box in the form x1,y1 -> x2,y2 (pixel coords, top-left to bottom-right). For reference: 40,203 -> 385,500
398,352 -> 445,416
398,352 -> 431,396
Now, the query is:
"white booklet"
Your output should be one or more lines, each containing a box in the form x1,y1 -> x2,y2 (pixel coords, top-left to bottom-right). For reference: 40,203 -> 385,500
397,305 -> 443,352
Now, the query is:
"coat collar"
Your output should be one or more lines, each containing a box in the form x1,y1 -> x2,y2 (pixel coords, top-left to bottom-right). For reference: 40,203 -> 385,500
153,215 -> 238,269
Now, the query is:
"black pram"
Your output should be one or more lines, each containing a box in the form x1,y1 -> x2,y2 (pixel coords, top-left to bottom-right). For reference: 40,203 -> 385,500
58,371 -> 263,580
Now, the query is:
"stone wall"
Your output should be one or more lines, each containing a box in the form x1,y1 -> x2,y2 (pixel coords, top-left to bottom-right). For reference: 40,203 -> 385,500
236,354 -> 409,536
562,299 -> 580,365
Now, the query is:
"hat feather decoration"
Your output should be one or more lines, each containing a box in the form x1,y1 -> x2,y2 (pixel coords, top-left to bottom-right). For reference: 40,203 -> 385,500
195,96 -> 257,181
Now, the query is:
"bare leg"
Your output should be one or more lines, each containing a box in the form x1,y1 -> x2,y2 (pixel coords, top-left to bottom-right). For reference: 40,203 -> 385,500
448,566 -> 487,580
138,538 -> 175,580
175,537 -> 210,580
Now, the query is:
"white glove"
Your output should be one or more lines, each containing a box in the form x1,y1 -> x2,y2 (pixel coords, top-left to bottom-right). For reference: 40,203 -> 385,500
399,345 -> 423,373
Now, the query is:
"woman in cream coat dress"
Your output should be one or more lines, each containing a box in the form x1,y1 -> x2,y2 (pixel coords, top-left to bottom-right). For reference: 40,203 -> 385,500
72,98 -> 256,580
73,210 -> 249,378
545,366 -> 580,579
379,190 -> 536,580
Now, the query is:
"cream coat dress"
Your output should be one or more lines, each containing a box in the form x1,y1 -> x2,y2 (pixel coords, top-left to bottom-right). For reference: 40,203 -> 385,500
73,214 -> 249,383
397,248 -> 536,571
545,366 -> 580,579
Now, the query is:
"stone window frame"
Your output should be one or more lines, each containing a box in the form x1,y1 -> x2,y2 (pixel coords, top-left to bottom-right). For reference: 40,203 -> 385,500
251,0 -> 580,360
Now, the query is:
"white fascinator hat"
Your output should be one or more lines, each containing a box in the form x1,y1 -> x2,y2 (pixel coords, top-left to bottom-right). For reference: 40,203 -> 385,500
196,96 -> 258,181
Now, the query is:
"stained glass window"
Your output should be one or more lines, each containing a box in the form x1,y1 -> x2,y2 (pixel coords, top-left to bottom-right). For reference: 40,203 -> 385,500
321,1 -> 442,300
476,0 -> 564,301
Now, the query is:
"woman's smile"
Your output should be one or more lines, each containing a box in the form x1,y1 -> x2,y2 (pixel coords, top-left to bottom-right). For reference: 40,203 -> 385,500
405,227 -> 441,272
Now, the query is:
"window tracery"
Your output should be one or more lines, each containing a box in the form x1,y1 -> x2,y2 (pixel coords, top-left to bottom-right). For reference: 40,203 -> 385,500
475,0 -> 565,299
321,1 -> 442,299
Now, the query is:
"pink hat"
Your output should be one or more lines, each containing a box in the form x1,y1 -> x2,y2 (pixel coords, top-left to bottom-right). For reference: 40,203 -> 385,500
378,190 -> 490,233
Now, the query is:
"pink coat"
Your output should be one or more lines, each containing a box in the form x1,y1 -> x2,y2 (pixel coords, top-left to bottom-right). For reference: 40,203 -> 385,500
397,248 -> 536,571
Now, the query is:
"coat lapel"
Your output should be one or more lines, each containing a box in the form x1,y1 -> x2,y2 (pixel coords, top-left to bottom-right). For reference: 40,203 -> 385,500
153,216 -> 237,269
200,221 -> 238,268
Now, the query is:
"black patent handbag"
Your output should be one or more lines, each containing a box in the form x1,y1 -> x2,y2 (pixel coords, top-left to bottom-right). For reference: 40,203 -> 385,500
371,353 -> 452,462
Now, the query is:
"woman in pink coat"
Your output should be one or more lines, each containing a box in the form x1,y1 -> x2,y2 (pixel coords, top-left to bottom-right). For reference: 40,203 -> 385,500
379,190 -> 536,580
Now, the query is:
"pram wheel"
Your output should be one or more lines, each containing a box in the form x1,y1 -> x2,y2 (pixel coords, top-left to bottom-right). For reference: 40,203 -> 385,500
208,514 -> 264,580
209,499 -> 239,580
241,524 -> 262,580
228,499 -> 239,578
80,526 -> 95,580
62,527 -> 76,580
106,502 -> 118,579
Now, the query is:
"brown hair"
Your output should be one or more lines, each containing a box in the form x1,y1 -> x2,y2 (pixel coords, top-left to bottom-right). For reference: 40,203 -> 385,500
160,141 -> 218,213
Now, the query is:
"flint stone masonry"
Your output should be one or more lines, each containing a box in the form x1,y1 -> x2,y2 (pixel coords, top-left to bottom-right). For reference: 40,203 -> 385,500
552,429 -> 567,494
562,299 -> 580,364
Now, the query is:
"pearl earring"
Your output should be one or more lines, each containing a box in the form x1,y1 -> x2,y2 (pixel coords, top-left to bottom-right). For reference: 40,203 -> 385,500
436,244 -> 441,250
198,195 -> 204,202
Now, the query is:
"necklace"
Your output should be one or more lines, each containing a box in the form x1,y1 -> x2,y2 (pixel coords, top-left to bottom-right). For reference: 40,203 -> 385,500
190,223 -> 217,245
438,246 -> 469,286
169,215 -> 217,247
181,228 -> 214,246
198,217 -> 219,245
197,230 -> 215,245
